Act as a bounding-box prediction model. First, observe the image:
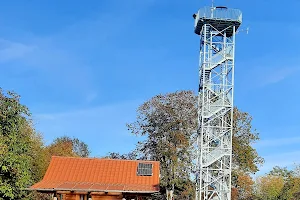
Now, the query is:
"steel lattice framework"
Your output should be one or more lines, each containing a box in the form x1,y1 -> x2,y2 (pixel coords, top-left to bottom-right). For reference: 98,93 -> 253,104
194,6 -> 242,200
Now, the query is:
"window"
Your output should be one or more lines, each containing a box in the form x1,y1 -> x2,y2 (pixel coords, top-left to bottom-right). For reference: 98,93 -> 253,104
137,163 -> 153,176
80,195 -> 90,200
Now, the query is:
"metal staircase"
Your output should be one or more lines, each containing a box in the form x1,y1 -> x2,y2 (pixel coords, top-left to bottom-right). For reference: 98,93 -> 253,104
203,147 -> 231,167
207,47 -> 233,71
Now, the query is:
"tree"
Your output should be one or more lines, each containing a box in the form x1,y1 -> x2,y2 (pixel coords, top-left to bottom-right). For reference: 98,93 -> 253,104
231,171 -> 254,200
255,175 -> 284,200
293,165 -> 300,177
127,90 -> 263,198
127,91 -> 197,198
0,89 -> 42,199
250,166 -> 300,200
273,166 -> 300,200
269,166 -> 292,179
230,107 -> 264,199
279,177 -> 300,200
232,108 -> 264,173
46,136 -> 90,158
291,165 -> 300,199
23,127 -> 52,200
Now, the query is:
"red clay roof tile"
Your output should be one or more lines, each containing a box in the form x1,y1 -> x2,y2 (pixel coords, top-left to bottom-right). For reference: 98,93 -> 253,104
30,156 -> 160,193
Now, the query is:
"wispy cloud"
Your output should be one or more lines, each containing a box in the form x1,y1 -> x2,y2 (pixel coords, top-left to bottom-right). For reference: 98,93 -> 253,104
33,99 -> 143,156
85,91 -> 98,103
237,55 -> 300,90
258,150 -> 300,174
260,67 -> 300,86
0,0 -> 156,103
254,135 -> 300,175
0,39 -> 36,63
254,136 -> 300,149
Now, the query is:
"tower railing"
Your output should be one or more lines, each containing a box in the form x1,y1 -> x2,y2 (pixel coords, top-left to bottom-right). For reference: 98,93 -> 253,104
195,7 -> 242,22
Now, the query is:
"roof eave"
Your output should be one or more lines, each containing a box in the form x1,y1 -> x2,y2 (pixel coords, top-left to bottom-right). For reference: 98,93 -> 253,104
27,188 -> 159,194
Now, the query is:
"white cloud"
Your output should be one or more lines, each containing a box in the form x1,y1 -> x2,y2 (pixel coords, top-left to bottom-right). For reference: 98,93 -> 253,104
261,67 -> 299,86
254,135 -> 300,174
0,39 -> 36,62
0,0 -> 155,102
254,136 -> 300,149
237,56 -> 300,89
258,150 -> 300,175
33,99 -> 143,156
85,91 -> 98,103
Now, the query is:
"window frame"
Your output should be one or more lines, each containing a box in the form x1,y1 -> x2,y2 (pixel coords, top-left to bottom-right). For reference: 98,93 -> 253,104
137,163 -> 153,176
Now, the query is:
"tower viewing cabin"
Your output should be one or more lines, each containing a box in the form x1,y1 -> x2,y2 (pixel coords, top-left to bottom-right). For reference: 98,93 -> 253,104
193,6 -> 242,200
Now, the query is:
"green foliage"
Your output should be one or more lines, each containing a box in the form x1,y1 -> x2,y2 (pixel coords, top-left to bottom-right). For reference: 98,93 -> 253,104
128,91 -> 197,197
232,108 -> 264,174
269,166 -> 292,181
277,165 -> 300,200
255,175 -> 284,200
253,166 -> 300,200
231,108 -> 264,199
0,89 -> 39,199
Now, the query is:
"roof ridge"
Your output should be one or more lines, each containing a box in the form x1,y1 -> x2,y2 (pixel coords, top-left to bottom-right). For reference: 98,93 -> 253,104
51,156 -> 159,163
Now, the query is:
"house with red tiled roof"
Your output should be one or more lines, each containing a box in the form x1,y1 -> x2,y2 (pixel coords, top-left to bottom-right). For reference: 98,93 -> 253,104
30,156 -> 160,200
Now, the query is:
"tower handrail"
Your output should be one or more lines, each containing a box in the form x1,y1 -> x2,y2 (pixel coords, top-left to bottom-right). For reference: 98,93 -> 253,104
196,7 -> 242,23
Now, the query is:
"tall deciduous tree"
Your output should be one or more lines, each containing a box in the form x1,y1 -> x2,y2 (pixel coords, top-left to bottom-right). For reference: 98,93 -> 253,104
0,89 -> 42,199
128,91 -> 197,198
128,90 -> 263,198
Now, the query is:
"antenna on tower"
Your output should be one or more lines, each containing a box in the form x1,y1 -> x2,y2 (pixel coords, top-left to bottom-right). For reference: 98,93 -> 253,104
236,26 -> 250,34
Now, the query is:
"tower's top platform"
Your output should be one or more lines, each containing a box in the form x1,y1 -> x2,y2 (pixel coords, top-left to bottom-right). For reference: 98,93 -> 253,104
194,7 -> 242,36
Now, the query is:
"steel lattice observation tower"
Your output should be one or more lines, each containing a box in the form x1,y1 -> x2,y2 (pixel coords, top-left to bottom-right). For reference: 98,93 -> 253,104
193,6 -> 242,200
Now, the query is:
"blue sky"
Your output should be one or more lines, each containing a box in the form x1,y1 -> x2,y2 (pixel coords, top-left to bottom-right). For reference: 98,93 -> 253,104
0,0 -> 299,174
